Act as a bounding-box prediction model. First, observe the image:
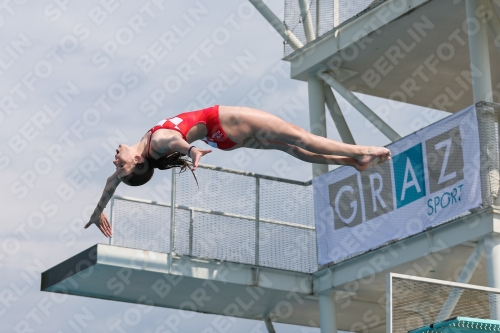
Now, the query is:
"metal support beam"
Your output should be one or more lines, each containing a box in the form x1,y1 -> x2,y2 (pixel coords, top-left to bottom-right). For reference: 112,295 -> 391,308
315,0 -> 320,37
319,291 -> 338,333
318,71 -> 401,142
168,168 -> 176,273
471,6 -> 500,319
299,0 -> 315,43
249,0 -> 303,50
109,197 -> 114,246
308,75 -> 328,177
333,0 -> 340,27
264,316 -> 276,333
323,84 -> 355,144
483,0 -> 500,54
486,234 -> 500,319
436,241 -> 484,321
255,177 -> 260,266
466,0 -> 493,103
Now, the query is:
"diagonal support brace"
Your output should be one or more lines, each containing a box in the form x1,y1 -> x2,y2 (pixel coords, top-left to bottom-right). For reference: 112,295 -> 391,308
318,71 -> 401,142
435,241 -> 484,322
299,0 -> 315,43
248,0 -> 304,50
483,0 -> 500,54
264,316 -> 276,333
324,84 -> 355,144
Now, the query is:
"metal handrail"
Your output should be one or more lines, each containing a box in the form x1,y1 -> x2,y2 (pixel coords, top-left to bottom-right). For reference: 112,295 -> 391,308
112,195 -> 314,230
196,163 -> 312,186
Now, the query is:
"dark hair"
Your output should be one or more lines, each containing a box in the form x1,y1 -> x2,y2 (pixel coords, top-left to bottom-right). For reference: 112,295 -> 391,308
121,152 -> 197,187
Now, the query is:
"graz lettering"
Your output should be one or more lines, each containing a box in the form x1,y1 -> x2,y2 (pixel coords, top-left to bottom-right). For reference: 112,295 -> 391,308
329,126 -> 464,229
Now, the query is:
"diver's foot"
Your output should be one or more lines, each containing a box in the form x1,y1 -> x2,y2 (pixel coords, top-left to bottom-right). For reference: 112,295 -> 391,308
355,146 -> 391,169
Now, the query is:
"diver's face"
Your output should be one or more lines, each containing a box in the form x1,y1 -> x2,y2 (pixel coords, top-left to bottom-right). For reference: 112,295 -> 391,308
113,144 -> 136,178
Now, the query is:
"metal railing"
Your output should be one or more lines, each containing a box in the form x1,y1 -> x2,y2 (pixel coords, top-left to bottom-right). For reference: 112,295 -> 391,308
110,164 -> 318,273
388,273 -> 500,333
283,0 -> 386,57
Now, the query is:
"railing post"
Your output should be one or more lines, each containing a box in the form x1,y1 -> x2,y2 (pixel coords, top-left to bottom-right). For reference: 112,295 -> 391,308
109,196 -> 115,245
168,168 -> 176,273
255,177 -> 260,266
315,0 -> 320,38
189,209 -> 194,256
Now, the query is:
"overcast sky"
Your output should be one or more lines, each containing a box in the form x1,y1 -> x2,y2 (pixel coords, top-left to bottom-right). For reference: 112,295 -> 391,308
0,1 -> 451,332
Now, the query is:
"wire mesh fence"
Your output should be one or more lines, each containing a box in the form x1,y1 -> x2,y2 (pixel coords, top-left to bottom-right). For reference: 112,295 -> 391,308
111,198 -> 171,254
111,165 -> 317,273
283,0 -> 385,56
389,274 -> 500,333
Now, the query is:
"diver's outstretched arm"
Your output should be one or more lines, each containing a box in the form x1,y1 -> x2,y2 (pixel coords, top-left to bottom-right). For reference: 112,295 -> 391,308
84,172 -> 121,237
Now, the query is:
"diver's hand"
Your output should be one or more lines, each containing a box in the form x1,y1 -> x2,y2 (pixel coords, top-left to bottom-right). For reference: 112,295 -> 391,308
84,211 -> 112,238
190,148 -> 212,170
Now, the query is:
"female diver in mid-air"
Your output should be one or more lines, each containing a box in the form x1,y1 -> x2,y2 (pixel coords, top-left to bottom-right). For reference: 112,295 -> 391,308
84,105 -> 391,237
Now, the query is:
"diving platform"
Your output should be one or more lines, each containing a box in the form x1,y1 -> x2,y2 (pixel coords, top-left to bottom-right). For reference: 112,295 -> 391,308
41,206 -> 500,332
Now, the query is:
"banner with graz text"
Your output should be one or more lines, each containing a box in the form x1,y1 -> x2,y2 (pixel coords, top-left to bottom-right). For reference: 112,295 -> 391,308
313,105 -> 481,266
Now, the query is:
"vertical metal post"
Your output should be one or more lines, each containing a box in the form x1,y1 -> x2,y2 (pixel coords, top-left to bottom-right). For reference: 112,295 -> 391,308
466,0 -> 493,103
168,168 -> 177,273
109,197 -> 115,245
467,0 -> 497,318
319,291 -> 338,333
189,209 -> 194,256
255,177 -> 260,266
486,234 -> 500,319
477,104 -> 499,206
308,75 -> 328,177
333,0 -> 340,27
315,0 -> 320,38
386,273 -> 393,333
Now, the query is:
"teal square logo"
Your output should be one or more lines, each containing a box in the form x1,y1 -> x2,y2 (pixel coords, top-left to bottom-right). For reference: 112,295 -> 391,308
393,143 -> 426,208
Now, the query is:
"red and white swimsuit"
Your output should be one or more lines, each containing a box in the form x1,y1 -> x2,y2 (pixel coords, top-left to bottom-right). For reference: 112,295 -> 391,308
147,105 -> 237,157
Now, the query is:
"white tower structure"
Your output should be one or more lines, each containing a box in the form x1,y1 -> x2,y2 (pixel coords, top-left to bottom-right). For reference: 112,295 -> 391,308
248,0 -> 500,332
41,2 -> 500,333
